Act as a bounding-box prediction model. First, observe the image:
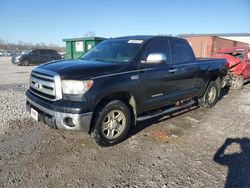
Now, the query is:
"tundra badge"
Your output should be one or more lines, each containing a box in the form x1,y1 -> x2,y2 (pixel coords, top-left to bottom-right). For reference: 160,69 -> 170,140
131,75 -> 140,80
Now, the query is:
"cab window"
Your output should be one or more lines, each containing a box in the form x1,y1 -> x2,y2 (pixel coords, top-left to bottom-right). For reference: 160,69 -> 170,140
172,40 -> 189,63
142,40 -> 171,63
32,50 -> 40,56
40,50 -> 50,55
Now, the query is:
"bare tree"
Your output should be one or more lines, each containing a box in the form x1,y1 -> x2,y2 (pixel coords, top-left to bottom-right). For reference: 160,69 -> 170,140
84,31 -> 96,37
0,40 -> 65,51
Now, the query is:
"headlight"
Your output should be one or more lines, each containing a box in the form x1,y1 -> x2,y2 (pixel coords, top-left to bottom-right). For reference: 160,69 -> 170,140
15,56 -> 21,60
61,80 -> 93,94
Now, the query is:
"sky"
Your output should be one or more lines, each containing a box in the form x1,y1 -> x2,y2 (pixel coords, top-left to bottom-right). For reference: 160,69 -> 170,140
1,0 -> 250,46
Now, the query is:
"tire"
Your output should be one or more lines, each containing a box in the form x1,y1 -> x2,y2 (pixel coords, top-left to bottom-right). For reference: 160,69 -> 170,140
231,75 -> 244,90
92,100 -> 131,146
17,62 -> 22,66
198,81 -> 219,108
21,59 -> 30,66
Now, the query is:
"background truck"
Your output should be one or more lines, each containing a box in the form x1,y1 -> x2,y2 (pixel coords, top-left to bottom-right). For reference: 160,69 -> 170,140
26,36 -> 227,146
214,47 -> 250,90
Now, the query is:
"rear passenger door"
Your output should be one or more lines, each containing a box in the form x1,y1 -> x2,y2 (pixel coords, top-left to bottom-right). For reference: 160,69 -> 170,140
169,39 -> 198,99
40,50 -> 51,63
139,39 -> 182,111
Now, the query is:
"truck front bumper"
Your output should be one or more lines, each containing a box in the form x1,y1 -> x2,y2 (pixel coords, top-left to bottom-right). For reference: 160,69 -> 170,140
26,96 -> 93,133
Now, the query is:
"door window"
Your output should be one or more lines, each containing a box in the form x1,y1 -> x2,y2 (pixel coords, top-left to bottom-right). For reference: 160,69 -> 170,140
142,40 -> 171,64
172,40 -> 189,63
33,50 -> 40,56
40,50 -> 49,56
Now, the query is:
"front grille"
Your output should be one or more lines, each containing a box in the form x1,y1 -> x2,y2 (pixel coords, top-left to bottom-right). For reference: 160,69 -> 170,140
29,69 -> 62,101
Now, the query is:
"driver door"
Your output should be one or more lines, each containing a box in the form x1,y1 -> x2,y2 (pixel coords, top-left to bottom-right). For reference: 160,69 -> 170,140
139,39 -> 178,111
29,50 -> 41,64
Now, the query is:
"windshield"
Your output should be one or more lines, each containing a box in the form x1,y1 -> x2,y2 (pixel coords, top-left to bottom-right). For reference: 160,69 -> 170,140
23,50 -> 32,55
80,39 -> 143,63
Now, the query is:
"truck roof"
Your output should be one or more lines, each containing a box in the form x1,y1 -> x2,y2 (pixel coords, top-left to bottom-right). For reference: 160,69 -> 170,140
114,35 -> 181,41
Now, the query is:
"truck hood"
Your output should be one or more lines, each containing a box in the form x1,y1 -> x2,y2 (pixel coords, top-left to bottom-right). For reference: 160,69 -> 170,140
37,59 -> 126,80
213,54 -> 241,69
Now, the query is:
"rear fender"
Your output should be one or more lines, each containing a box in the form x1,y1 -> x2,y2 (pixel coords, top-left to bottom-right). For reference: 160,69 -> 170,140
200,64 -> 224,97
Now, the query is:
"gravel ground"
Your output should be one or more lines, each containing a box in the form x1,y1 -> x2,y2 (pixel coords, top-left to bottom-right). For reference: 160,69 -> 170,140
0,57 -> 250,188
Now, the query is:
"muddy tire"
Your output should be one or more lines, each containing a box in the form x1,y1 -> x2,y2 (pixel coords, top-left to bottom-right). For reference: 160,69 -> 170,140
198,81 -> 219,108
92,100 -> 131,146
231,75 -> 244,90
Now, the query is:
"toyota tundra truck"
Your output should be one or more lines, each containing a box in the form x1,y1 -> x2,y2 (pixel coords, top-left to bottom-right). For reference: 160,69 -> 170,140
26,36 -> 227,146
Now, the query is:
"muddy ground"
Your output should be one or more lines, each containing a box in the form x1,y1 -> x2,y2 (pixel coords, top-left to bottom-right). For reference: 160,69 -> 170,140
0,57 -> 250,188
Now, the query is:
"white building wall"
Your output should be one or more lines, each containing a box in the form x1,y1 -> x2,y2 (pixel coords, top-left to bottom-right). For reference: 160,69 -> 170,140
219,36 -> 250,46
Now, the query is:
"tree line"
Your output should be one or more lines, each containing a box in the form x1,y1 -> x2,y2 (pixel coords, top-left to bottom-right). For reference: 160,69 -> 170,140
0,39 -> 65,52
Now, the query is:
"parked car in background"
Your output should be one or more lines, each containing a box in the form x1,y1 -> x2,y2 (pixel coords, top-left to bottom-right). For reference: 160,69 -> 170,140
26,36 -> 227,146
0,49 -> 4,56
12,49 -> 61,66
58,52 -> 66,59
0,50 -> 12,56
214,47 -> 250,89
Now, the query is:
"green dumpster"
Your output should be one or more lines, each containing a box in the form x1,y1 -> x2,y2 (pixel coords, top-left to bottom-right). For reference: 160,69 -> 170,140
63,37 -> 106,59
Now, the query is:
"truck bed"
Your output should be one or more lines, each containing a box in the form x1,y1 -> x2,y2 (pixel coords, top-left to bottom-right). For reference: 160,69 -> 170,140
196,58 -> 226,63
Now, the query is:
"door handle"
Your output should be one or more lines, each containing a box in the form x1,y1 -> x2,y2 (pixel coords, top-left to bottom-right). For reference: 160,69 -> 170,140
169,68 -> 177,73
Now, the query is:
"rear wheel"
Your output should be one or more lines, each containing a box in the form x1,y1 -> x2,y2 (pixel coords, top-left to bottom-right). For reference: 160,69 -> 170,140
231,75 -> 244,90
198,81 -> 219,108
92,100 -> 131,146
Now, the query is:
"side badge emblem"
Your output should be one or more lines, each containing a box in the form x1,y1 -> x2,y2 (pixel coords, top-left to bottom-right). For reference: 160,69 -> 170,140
131,75 -> 139,80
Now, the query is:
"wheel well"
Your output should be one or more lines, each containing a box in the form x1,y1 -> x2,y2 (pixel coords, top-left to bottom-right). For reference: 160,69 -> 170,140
89,92 -> 137,134
21,58 -> 28,61
214,76 -> 221,87
21,58 -> 29,63
201,76 -> 221,99
207,76 -> 221,96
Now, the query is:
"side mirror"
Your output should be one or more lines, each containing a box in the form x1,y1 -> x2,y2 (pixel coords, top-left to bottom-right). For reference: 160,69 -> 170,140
142,53 -> 167,64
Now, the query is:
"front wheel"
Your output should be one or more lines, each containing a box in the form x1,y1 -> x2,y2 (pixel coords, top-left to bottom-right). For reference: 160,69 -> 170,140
92,100 -> 131,146
21,59 -> 30,66
198,81 -> 219,108
231,75 -> 244,90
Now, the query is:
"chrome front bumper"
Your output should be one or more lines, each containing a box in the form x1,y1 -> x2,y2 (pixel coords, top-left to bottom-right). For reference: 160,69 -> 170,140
26,96 -> 93,133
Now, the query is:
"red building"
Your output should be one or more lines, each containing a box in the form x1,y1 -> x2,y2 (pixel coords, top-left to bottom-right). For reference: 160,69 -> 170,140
179,34 -> 248,58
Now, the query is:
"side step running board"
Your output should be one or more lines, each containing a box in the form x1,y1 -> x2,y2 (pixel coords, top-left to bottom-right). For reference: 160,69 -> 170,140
137,100 -> 196,122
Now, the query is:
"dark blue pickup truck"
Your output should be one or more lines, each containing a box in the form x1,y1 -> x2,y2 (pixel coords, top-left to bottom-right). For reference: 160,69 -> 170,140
26,36 -> 227,146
